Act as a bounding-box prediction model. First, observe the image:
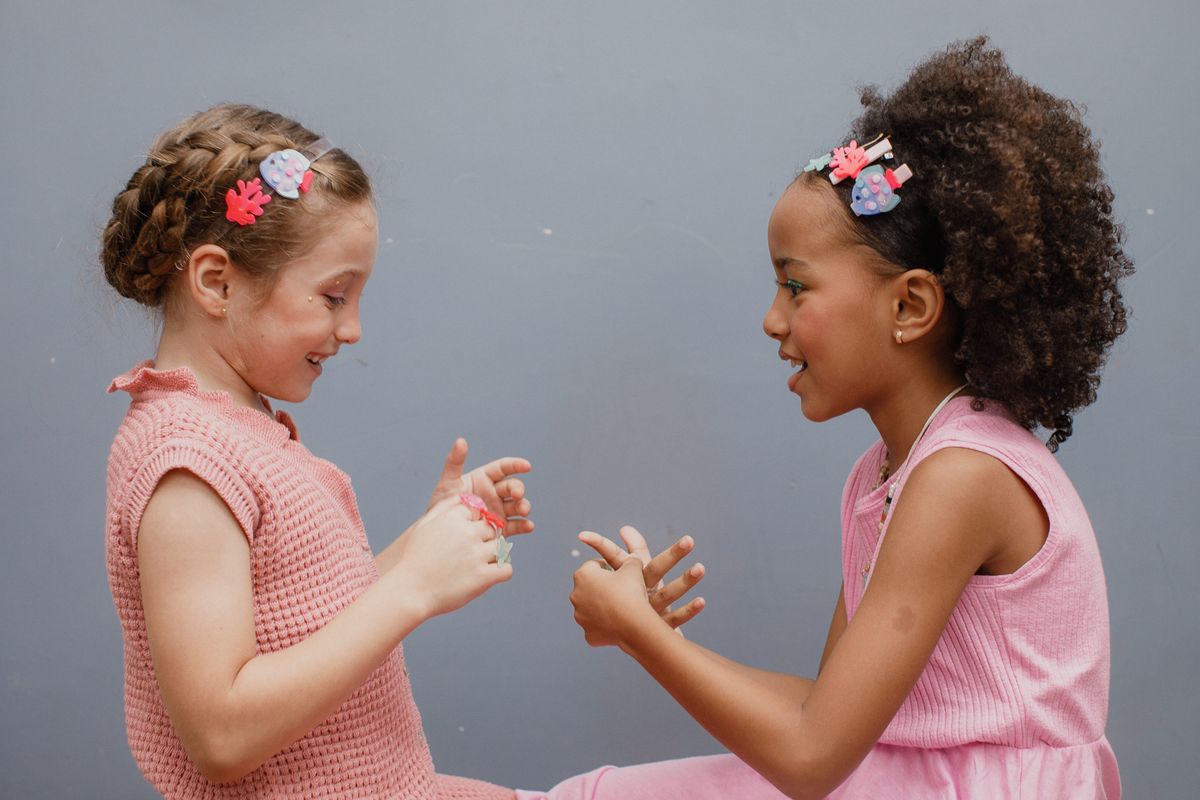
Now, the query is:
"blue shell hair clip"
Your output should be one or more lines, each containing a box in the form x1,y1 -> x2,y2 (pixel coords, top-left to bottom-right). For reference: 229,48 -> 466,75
804,135 -> 914,216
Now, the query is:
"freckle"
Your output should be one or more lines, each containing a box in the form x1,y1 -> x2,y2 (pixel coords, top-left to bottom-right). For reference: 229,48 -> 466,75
893,606 -> 915,633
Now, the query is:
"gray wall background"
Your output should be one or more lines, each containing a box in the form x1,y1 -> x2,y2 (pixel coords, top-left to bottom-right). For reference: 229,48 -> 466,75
2,1 -> 1196,797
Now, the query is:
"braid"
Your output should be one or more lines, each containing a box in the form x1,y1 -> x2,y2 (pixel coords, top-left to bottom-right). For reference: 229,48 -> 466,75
101,104 -> 371,309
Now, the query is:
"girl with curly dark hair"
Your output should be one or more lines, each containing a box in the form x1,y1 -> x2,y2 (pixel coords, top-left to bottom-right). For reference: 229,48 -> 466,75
560,38 -> 1128,799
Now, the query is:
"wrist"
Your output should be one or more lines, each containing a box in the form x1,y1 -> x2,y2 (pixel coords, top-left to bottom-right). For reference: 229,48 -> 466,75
618,606 -> 671,659
379,561 -> 435,624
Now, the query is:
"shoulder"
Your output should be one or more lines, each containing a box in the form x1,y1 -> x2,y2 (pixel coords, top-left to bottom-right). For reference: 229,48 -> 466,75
907,447 -> 1025,517
109,397 -> 264,542
898,446 -> 1047,575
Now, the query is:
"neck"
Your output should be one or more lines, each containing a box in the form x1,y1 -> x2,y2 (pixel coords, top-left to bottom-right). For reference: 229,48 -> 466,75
868,370 -> 967,469
154,317 -> 269,414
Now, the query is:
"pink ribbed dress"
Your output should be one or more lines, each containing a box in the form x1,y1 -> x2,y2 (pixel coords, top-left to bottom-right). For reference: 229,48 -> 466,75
518,397 -> 1120,800
827,396 -> 1121,798
106,362 -> 513,800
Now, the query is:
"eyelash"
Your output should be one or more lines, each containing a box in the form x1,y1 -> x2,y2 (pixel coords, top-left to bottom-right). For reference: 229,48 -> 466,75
775,279 -> 806,298
323,295 -> 348,307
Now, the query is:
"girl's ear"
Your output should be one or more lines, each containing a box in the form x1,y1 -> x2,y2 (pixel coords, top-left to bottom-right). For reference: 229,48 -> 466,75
184,244 -> 237,318
890,269 -> 945,345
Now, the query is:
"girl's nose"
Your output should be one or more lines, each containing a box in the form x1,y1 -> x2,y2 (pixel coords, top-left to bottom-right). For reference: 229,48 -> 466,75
337,314 -> 362,345
763,297 -> 787,341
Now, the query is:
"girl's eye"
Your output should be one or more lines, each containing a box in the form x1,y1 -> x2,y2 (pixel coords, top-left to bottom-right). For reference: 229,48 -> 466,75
775,279 -> 806,298
323,294 -> 348,307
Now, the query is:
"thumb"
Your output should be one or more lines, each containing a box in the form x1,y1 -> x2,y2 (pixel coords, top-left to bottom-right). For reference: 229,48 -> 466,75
438,437 -> 469,484
618,556 -> 646,576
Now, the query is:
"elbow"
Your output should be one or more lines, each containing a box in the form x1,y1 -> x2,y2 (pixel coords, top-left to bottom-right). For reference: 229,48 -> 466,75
763,736 -> 846,800
186,731 -> 263,785
775,770 -> 843,800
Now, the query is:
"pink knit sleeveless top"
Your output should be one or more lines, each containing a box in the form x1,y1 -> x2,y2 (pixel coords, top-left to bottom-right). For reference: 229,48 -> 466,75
106,362 -> 512,800
840,396 -> 1114,750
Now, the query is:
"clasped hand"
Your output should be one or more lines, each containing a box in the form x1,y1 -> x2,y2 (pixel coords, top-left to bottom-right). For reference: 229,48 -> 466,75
570,525 -> 707,650
386,438 -> 534,618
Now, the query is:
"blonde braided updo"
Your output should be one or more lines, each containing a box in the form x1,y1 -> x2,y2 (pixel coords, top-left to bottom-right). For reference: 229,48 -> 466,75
102,104 -> 372,308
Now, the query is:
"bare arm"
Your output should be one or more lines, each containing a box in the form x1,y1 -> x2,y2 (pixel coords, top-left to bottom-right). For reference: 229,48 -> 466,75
571,448 -> 1037,799
817,584 -> 847,674
139,470 -> 507,783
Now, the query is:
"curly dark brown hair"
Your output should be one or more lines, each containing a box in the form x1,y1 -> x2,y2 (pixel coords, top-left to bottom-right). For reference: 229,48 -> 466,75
801,37 -> 1133,449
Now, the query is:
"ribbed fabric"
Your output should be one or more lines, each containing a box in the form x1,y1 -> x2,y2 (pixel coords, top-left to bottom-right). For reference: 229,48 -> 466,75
106,361 -> 513,800
834,396 -> 1120,797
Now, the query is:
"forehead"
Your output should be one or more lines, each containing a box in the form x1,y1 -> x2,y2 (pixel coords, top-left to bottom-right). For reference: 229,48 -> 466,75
768,180 -> 850,256
280,202 -> 378,283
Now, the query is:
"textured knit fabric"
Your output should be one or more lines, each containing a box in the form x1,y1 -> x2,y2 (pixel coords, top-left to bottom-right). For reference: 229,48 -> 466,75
828,396 -> 1121,798
106,361 -> 513,800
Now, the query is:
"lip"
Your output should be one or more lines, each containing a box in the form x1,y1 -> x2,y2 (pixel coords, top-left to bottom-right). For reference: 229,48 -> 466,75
778,349 -> 807,392
306,353 -> 335,375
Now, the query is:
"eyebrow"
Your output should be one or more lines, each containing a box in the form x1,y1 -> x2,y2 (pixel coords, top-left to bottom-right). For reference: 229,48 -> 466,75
773,257 -> 809,271
323,269 -> 367,283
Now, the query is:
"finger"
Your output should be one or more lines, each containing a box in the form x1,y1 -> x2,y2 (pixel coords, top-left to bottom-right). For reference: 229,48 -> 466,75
474,477 -> 505,517
437,438 -> 469,485
487,562 -> 514,584
481,457 -> 533,483
573,558 -> 613,583
617,525 -> 652,565
661,597 -> 706,629
501,496 -> 531,518
644,536 -> 695,587
495,478 -> 525,502
615,555 -> 650,586
503,517 -> 535,537
577,531 -> 630,569
427,492 -> 467,519
648,563 -> 705,612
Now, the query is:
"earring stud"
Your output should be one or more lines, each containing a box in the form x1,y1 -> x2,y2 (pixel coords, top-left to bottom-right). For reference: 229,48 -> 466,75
894,330 -> 903,344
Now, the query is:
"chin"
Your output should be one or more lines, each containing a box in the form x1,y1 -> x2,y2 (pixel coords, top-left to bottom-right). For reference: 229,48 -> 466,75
265,383 -> 313,404
798,397 -> 847,424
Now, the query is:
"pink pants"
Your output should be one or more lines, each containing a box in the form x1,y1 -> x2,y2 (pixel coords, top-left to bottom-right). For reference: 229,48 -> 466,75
514,754 -> 787,800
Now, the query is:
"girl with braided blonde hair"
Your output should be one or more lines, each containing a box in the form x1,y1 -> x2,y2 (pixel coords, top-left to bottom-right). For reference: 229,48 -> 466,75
101,103 -> 549,798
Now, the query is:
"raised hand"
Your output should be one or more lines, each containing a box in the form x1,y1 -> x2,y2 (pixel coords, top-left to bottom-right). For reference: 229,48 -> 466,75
428,438 -> 533,539
576,525 -> 706,634
391,495 -> 512,619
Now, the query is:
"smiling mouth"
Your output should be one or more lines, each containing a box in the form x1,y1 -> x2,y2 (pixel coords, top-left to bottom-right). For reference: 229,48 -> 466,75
306,354 -> 330,366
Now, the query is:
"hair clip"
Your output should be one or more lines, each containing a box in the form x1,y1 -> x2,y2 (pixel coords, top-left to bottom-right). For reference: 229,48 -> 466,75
225,178 -> 271,225
803,133 -> 914,216
829,137 -> 893,184
260,149 -> 314,199
850,164 -> 913,216
223,137 -> 335,226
